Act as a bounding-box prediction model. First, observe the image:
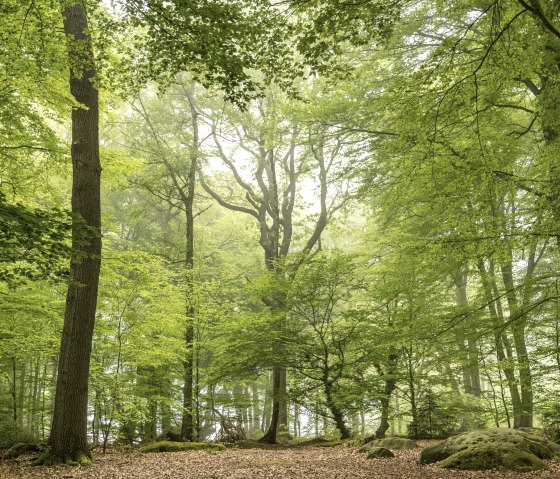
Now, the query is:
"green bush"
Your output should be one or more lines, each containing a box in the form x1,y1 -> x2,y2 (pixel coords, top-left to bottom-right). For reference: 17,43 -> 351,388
138,441 -> 225,453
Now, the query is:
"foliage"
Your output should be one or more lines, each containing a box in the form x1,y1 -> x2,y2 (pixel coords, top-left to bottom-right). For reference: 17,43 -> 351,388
0,193 -> 71,284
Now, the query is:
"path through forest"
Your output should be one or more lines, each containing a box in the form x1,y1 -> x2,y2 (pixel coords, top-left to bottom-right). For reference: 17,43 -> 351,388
1,444 -> 559,479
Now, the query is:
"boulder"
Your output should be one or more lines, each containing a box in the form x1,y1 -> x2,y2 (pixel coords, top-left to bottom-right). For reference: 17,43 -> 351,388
420,428 -> 560,473
366,446 -> 394,458
438,443 -> 548,472
366,437 -> 418,450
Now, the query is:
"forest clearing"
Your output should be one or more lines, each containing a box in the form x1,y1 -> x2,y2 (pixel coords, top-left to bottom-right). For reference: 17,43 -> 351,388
2,0 -> 560,476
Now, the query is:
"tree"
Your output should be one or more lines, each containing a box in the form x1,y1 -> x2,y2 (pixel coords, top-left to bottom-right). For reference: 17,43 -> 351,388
44,0 -> 102,464
122,81 -> 202,440
278,252 -> 369,439
199,90 -> 352,441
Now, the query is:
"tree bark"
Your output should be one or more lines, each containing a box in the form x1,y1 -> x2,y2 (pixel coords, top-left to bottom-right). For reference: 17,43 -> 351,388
259,364 -> 282,442
45,0 -> 101,465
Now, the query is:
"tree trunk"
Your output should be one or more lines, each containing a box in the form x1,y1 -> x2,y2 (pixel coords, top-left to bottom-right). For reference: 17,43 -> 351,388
501,257 -> 533,427
477,259 -> 522,427
261,374 -> 272,432
180,93 -> 198,442
251,382 -> 260,433
325,390 -> 350,439
45,0 -> 101,465
259,364 -> 282,442
375,351 -> 398,439
453,270 -> 481,397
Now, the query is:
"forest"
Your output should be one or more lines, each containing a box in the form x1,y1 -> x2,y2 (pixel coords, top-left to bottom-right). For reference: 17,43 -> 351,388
1,0 -> 560,477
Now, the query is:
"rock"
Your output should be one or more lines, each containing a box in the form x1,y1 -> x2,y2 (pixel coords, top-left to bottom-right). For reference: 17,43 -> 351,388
439,443 -> 548,472
420,428 -> 560,472
366,437 -> 418,450
366,447 -> 394,458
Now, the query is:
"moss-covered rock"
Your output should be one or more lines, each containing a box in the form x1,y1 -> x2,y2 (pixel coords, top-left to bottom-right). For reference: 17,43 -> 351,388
420,428 -> 560,472
365,437 -> 418,451
139,441 -> 225,453
438,444 -> 548,472
366,447 -> 394,458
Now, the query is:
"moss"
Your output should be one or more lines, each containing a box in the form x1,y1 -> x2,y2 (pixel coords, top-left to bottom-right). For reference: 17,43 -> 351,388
365,437 -> 418,451
66,453 -> 92,466
421,428 -> 560,465
366,447 -> 394,458
438,443 -> 548,472
139,441 -> 225,453
421,428 -> 560,472
31,449 -> 92,466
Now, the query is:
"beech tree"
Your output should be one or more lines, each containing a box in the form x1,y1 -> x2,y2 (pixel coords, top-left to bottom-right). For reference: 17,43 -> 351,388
198,91 -> 353,442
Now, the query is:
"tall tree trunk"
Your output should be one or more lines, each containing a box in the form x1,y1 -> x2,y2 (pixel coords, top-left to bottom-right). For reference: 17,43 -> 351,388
45,1 -> 101,465
180,92 -> 198,442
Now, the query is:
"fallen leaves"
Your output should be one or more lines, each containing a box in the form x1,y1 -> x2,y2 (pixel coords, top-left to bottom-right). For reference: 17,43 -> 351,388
0,442 -> 558,479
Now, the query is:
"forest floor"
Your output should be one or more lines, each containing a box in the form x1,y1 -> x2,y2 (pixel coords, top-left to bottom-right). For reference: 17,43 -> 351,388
1,442 -> 559,479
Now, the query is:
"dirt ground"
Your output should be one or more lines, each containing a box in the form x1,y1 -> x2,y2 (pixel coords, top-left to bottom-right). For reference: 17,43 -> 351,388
1,443 -> 558,479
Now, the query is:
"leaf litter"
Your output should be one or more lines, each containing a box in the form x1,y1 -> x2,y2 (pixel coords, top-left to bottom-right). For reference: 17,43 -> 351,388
1,443 -> 558,479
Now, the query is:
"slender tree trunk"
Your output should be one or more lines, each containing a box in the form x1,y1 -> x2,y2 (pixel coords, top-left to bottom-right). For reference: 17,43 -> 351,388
11,357 -> 17,425
478,259 -> 521,427
251,382 -> 260,433
45,1 -> 101,464
407,351 -> 418,437
501,257 -> 534,427
180,93 -> 198,442
261,374 -> 272,432
453,270 -> 481,397
30,358 -> 40,436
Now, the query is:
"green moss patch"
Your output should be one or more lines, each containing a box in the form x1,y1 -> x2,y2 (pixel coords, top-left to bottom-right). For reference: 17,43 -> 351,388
366,446 -> 394,458
438,444 -> 548,472
420,428 -> 560,472
139,441 -> 225,453
362,437 -> 418,451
